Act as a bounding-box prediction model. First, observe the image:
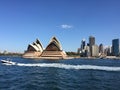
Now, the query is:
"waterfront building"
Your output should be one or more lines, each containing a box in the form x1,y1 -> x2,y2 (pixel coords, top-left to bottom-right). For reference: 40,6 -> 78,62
99,44 -> 104,55
81,39 -> 86,50
89,36 -> 95,56
112,39 -> 119,56
92,45 -> 99,57
40,36 -> 67,59
104,48 -> 107,56
23,39 -> 43,57
23,36 -> 67,59
79,39 -> 86,57
84,45 -> 90,57
89,36 -> 95,47
107,46 -> 112,56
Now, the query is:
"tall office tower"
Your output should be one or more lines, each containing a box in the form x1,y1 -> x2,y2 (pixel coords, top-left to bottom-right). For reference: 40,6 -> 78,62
81,39 -> 86,50
89,36 -> 95,46
99,44 -> 104,54
92,45 -> 99,57
89,36 -> 95,56
112,39 -> 119,56
80,39 -> 86,57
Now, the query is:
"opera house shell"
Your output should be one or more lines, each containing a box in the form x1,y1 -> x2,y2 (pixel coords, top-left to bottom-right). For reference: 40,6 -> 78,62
23,39 -> 43,58
23,36 -> 67,59
40,36 -> 67,59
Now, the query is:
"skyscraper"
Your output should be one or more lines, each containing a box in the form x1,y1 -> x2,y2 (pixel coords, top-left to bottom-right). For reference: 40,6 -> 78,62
81,39 -> 86,50
79,39 -> 86,57
89,36 -> 95,56
89,36 -> 95,47
99,44 -> 104,54
92,45 -> 99,57
112,39 -> 119,56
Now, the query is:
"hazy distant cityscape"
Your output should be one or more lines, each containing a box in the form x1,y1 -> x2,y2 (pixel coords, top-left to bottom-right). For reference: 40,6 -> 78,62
0,50 -> 23,56
77,36 -> 120,58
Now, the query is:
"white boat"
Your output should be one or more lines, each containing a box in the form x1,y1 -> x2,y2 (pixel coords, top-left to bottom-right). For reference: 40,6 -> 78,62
1,60 -> 16,65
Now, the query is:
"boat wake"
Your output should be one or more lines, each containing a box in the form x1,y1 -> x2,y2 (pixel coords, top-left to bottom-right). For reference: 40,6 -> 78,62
3,61 -> 120,72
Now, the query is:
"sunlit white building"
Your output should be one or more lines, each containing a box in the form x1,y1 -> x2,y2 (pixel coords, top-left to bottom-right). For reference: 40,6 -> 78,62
23,39 -> 43,57
23,36 -> 67,59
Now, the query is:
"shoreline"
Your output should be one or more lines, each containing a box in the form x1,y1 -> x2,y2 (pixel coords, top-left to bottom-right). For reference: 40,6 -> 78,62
22,56 -> 120,60
0,55 -> 120,60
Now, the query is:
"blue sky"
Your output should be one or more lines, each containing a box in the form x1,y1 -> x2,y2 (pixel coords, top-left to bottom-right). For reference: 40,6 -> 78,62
0,0 -> 120,52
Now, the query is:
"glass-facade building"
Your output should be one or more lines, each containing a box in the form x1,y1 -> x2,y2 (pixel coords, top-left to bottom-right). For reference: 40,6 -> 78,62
81,39 -> 86,50
112,39 -> 119,56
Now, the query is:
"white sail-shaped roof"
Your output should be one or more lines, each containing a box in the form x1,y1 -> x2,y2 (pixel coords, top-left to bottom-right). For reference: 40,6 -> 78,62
36,39 -> 44,50
30,44 -> 40,51
44,36 -> 63,51
33,42 -> 43,52
45,41 -> 61,51
49,36 -> 62,50
27,39 -> 44,52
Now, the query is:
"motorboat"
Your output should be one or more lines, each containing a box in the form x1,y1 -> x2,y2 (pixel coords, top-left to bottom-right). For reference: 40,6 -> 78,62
1,60 -> 16,65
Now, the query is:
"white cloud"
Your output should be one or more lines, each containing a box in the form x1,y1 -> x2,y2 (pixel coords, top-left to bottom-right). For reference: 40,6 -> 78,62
60,24 -> 73,29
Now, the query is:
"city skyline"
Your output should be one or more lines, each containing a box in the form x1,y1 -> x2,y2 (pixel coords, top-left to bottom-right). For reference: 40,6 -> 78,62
0,0 -> 120,52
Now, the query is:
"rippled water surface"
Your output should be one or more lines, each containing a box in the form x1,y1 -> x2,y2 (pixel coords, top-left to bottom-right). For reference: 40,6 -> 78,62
0,56 -> 120,90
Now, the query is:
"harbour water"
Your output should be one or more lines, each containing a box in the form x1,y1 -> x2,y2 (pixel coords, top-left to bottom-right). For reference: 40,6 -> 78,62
0,56 -> 120,90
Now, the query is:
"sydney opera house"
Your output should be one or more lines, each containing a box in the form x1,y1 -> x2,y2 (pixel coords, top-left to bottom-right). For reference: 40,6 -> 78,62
23,36 -> 67,59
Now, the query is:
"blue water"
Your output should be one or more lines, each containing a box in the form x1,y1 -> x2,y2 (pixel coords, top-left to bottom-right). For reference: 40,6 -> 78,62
0,56 -> 120,90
